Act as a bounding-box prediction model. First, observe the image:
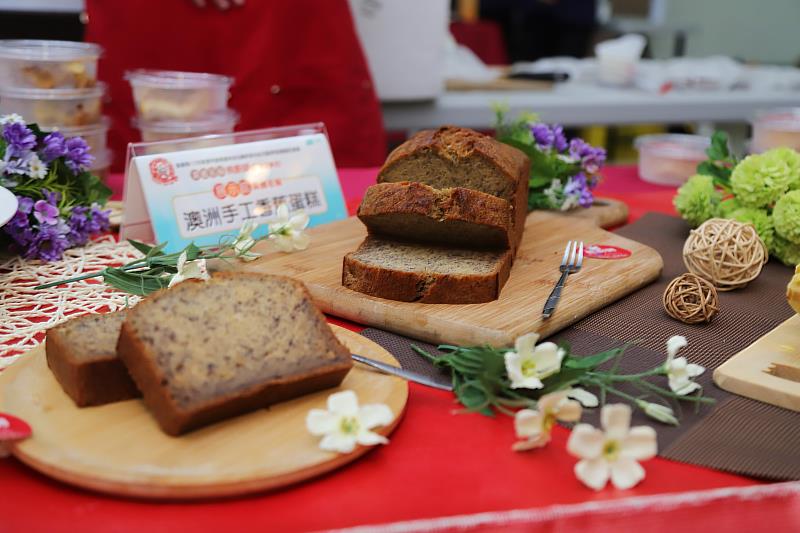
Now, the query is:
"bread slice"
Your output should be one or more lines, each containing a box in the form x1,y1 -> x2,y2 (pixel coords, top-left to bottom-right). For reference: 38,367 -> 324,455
116,272 -> 353,436
342,235 -> 513,304
46,310 -> 140,407
358,181 -> 514,249
376,126 -> 530,253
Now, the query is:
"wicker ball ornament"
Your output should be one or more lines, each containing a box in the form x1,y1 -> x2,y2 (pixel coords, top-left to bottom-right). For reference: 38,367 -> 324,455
663,273 -> 720,324
682,218 -> 768,291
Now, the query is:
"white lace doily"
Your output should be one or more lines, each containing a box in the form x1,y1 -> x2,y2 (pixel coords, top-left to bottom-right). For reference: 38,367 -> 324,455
0,237 -> 143,365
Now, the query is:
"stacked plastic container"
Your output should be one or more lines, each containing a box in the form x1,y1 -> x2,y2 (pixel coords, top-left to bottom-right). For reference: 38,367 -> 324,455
126,70 -> 238,146
0,40 -> 112,178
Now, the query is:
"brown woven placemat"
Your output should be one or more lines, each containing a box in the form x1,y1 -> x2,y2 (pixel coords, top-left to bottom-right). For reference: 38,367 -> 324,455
360,213 -> 800,481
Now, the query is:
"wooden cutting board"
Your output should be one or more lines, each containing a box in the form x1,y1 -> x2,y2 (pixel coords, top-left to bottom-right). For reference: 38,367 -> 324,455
714,315 -> 800,412
0,326 -> 408,499
231,211 -> 663,347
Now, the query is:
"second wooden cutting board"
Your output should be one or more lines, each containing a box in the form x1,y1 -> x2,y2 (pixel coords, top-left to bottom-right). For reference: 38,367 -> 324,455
229,211 -> 663,347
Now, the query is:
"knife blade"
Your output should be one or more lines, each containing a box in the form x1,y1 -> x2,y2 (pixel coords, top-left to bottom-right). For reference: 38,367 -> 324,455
351,354 -> 453,392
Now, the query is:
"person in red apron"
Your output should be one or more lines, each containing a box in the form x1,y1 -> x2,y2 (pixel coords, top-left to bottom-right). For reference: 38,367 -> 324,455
85,0 -> 387,171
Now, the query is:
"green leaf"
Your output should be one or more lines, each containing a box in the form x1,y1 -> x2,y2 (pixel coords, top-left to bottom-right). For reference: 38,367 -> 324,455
565,346 -> 626,370
127,239 -> 156,256
706,131 -> 730,161
103,268 -> 170,296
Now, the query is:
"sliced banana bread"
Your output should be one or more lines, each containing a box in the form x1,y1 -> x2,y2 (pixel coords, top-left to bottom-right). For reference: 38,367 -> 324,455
46,310 -> 140,407
358,181 -> 514,249
116,272 -> 352,436
342,236 -> 513,304
376,126 -> 530,253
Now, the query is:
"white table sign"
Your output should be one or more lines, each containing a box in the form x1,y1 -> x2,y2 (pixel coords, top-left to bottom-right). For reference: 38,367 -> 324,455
120,125 -> 347,252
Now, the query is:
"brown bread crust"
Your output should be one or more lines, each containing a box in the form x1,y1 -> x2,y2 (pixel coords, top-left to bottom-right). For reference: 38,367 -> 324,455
342,240 -> 513,304
45,314 -> 140,407
358,182 -> 514,249
116,272 -> 353,436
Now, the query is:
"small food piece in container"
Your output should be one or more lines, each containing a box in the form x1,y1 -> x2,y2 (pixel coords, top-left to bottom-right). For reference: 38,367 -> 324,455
0,40 -> 101,89
752,108 -> 800,153
0,83 -> 106,127
89,148 -> 112,180
49,116 -> 110,156
126,69 -> 232,121
133,109 -> 238,142
635,134 -> 710,186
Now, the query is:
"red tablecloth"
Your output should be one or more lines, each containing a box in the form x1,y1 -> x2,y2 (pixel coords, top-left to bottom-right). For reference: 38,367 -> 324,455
4,166 -> 798,532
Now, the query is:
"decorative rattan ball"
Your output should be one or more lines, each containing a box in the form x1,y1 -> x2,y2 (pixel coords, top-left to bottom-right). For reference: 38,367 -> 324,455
663,273 -> 720,324
682,218 -> 768,291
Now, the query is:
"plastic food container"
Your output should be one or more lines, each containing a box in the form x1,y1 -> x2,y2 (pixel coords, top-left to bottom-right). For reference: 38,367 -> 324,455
751,108 -> 800,153
0,40 -> 102,89
126,69 -> 232,121
133,110 -> 239,142
634,134 -> 710,186
50,116 -> 110,156
0,83 -> 105,127
89,148 -> 112,180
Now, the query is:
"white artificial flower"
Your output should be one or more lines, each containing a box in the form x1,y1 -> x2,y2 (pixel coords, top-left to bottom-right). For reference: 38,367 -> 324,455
513,390 -> 582,451
567,404 -> 657,491
663,335 -> 705,396
567,387 -> 599,408
0,113 -> 24,125
504,333 -> 565,390
306,390 -> 394,454
232,219 -> 261,261
268,203 -> 310,252
637,400 -> 678,426
25,153 -> 48,180
168,251 -> 210,288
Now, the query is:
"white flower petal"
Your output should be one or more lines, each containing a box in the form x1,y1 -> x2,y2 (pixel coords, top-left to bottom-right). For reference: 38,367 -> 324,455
356,430 -> 389,446
515,332 -> 539,356
306,409 -> 339,435
291,231 -> 311,251
666,335 -> 687,363
511,375 -> 544,390
327,390 -> 359,416
575,457 -> 610,491
176,250 -> 188,271
620,426 -> 657,460
358,404 -> 394,429
514,409 -> 544,439
610,457 -> 646,490
290,212 -> 310,231
566,423 -> 605,459
271,233 -> 294,253
601,404 -> 632,440
669,378 -> 701,396
531,342 -> 562,374
319,433 -> 357,453
686,363 -> 705,378
275,203 -> 290,222
555,399 -> 582,423
567,387 -> 599,408
536,390 -> 567,412
512,433 -> 550,451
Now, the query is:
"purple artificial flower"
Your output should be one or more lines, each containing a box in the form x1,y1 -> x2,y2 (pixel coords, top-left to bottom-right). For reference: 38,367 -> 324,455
568,138 -> 606,175
17,196 -> 34,214
551,124 -> 568,152
563,172 -> 595,208
42,189 -> 61,206
530,123 -> 555,150
33,199 -> 60,225
41,131 -> 67,162
66,205 -> 90,245
26,222 -> 71,262
88,203 -> 111,233
64,136 -> 94,174
4,152 -> 31,175
3,122 -> 36,157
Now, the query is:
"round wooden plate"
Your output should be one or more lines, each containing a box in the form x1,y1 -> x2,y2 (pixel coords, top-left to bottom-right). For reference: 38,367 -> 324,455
0,325 -> 408,499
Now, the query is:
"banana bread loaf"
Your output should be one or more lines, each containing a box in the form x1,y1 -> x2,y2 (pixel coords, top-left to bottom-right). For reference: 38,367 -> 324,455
342,235 -> 513,304
376,126 -> 530,253
116,272 -> 353,436
357,181 -> 514,249
46,310 -> 140,407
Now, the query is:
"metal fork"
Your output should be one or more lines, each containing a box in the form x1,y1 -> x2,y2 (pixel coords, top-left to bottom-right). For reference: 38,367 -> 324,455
542,240 -> 584,319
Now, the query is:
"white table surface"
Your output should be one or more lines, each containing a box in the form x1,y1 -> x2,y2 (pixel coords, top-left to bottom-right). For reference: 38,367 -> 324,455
382,83 -> 800,131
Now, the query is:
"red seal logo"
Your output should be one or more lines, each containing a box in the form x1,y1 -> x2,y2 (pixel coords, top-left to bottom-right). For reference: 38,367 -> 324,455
212,182 -> 227,200
584,244 -> 632,260
149,158 -> 178,185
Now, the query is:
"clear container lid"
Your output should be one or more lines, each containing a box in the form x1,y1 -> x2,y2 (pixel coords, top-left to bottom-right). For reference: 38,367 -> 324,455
125,69 -> 233,89
133,110 -> 239,134
634,134 -> 710,159
752,108 -> 800,132
0,82 -> 106,100
49,115 -> 111,136
0,39 -> 102,60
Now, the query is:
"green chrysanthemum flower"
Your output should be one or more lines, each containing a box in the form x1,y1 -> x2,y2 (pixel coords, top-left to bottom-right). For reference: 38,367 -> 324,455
674,174 -> 721,228
716,197 -> 742,218
772,234 -> 800,266
729,206 -> 774,250
773,190 -> 800,245
764,147 -> 800,190
730,153 -> 792,207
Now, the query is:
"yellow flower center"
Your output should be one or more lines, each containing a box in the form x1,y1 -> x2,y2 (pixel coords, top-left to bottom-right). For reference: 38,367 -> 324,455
339,416 -> 360,436
521,358 -> 537,377
603,439 -> 620,461
542,411 -> 556,433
